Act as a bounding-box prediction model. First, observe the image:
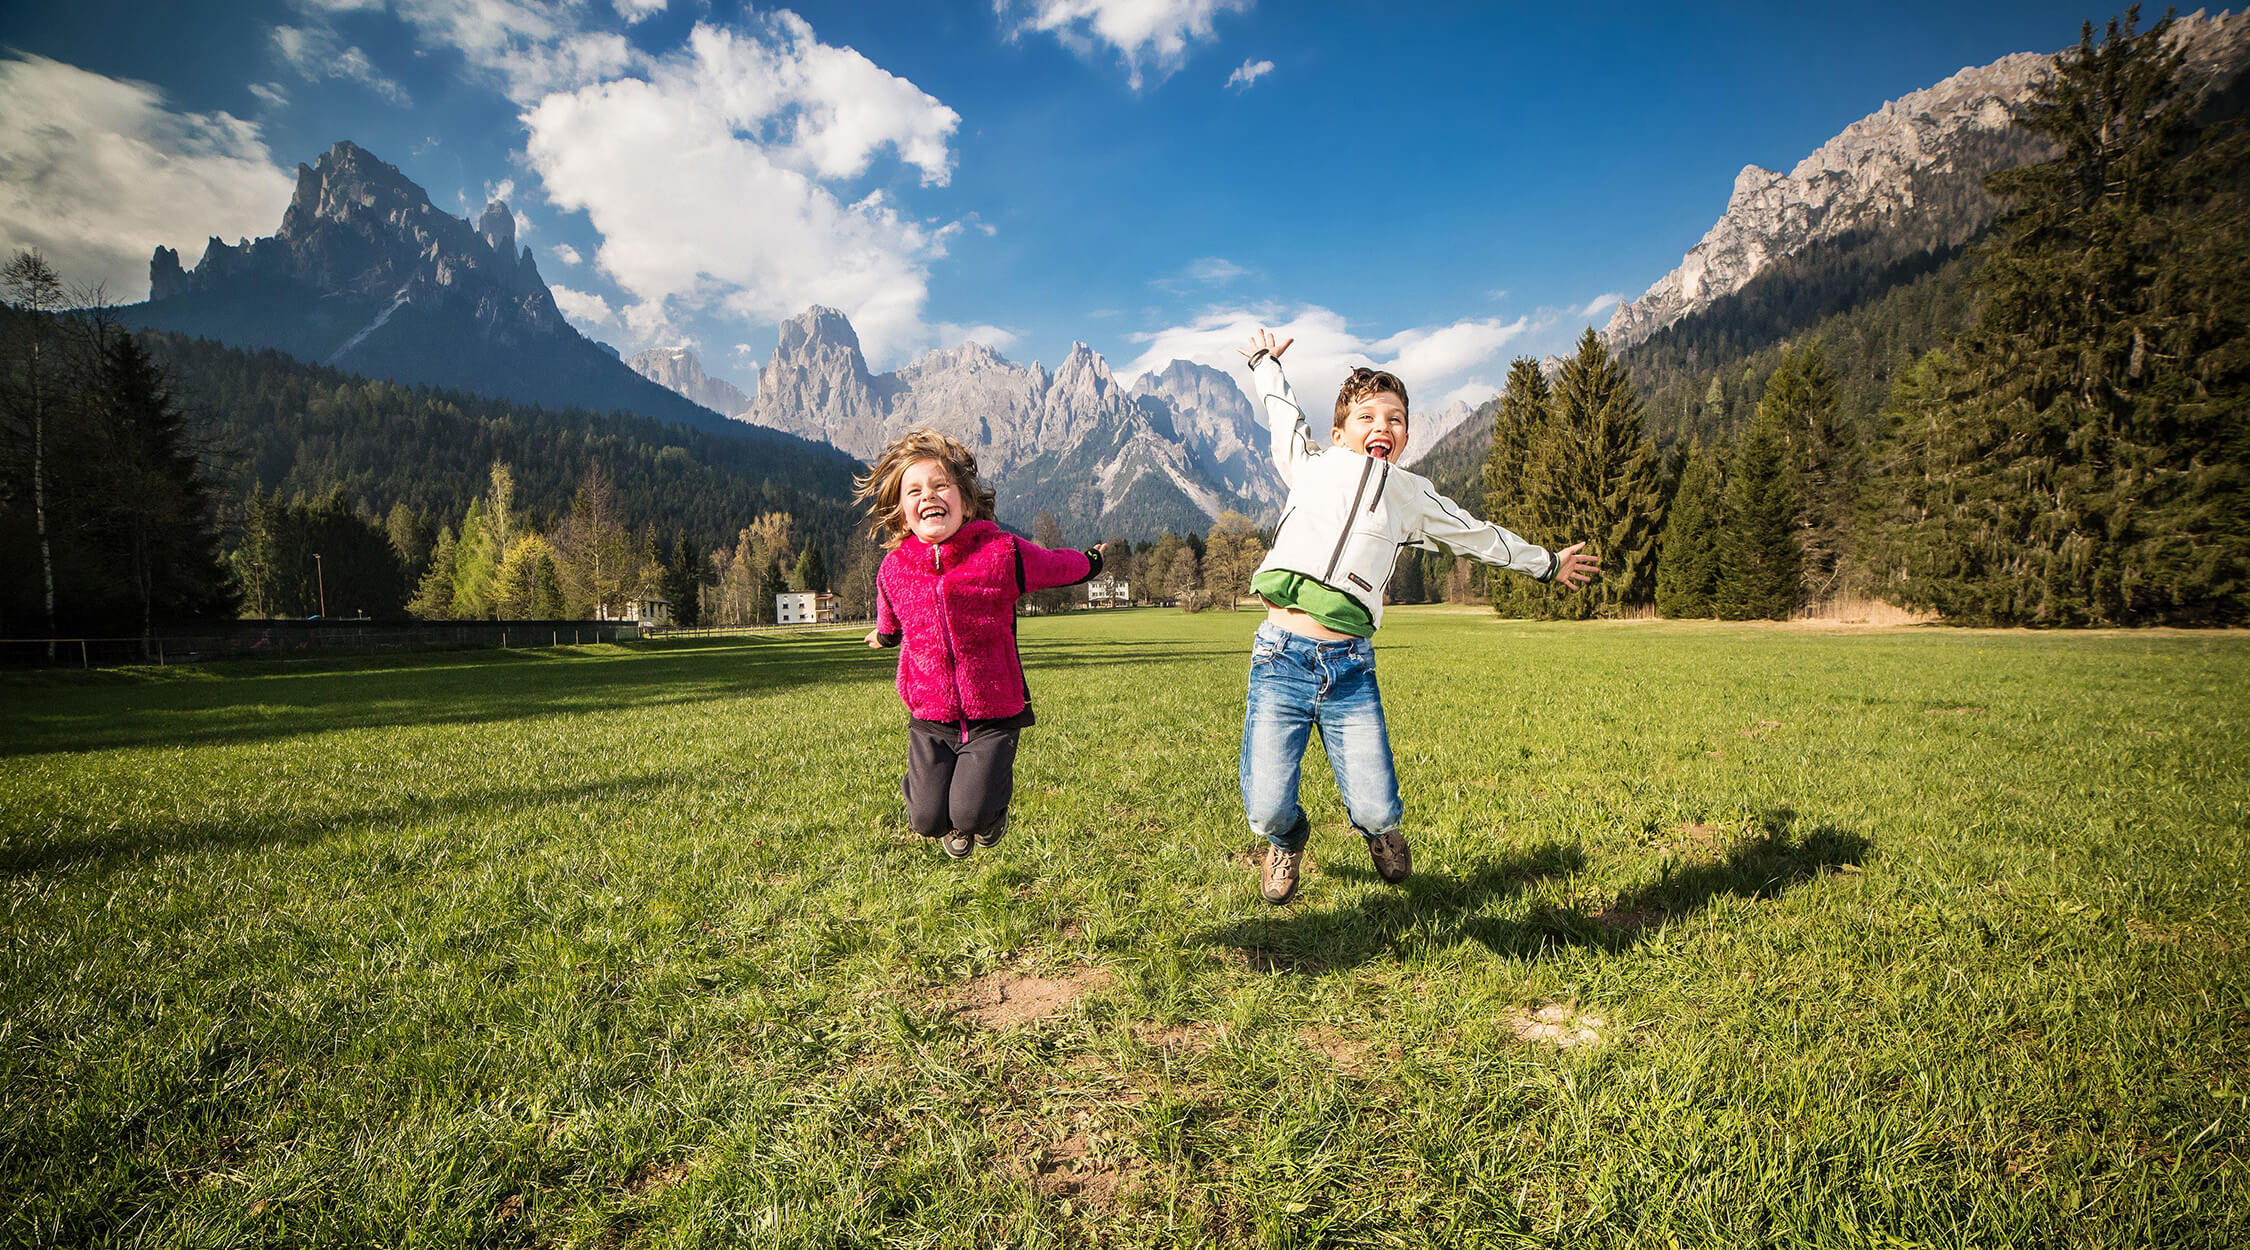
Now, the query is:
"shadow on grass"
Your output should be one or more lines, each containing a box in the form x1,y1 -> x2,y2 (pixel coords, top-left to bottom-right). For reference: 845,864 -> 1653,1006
1,634 -> 1233,759
1,771 -> 684,879
1195,809 -> 1870,974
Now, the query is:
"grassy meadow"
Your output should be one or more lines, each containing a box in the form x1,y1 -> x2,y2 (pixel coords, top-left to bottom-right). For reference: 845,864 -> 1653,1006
2,607 -> 2245,1247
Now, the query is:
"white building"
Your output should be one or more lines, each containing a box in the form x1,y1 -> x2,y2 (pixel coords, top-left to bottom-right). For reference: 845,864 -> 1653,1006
1088,573 -> 1132,607
776,591 -> 838,624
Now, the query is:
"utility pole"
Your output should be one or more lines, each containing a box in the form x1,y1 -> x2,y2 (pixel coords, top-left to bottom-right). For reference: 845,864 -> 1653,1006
314,552 -> 327,618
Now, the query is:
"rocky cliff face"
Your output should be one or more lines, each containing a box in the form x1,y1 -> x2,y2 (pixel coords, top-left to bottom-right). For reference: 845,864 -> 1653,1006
1604,9 -> 2250,351
729,307 -> 1280,536
626,346 -> 749,417
152,141 -> 564,353
1400,399 -> 1477,469
132,140 -> 771,439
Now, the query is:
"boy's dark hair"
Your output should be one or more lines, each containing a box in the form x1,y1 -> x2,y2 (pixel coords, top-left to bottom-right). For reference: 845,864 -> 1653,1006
1334,366 -> 1410,428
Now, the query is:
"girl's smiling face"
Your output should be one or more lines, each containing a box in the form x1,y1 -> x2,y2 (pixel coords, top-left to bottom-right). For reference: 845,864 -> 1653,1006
901,457 -> 965,544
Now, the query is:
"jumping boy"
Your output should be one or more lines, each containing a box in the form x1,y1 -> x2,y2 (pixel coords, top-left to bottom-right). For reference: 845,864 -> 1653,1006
1237,329 -> 1600,903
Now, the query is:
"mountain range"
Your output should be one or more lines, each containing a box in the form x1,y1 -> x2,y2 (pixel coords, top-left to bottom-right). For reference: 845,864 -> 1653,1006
643,306 -> 1283,538
1603,8 -> 2250,352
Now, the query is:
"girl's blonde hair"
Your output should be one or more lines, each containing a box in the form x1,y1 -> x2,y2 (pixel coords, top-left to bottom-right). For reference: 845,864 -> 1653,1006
853,427 -> 996,548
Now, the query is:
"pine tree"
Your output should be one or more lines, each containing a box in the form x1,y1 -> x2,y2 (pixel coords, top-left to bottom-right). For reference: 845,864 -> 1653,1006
1655,439 -> 1724,617
665,529 -> 702,625
793,543 -> 827,595
1759,343 -> 1855,600
231,484 -> 281,617
410,525 -> 458,618
82,326 -> 231,639
1528,330 -> 1666,618
1716,407 -> 1800,619
1876,9 -> 2250,624
1483,357 -> 1551,619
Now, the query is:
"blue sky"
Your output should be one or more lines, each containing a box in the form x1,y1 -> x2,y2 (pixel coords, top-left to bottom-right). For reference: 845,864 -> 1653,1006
1,0 -> 2103,408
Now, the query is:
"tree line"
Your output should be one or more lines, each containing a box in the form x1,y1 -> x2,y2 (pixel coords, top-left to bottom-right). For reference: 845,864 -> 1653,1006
1479,11 -> 2247,627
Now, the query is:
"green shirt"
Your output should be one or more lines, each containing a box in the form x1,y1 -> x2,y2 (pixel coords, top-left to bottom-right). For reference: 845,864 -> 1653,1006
1250,568 -> 1376,638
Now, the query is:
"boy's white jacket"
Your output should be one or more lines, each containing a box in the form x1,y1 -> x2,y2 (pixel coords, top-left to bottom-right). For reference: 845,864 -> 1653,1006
1248,354 -> 1557,629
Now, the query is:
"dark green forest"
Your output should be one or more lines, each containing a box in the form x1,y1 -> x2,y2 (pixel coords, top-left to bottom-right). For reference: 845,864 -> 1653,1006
1462,10 -> 2248,627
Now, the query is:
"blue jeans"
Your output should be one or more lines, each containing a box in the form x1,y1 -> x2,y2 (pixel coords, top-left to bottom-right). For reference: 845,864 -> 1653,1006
1240,621 -> 1404,853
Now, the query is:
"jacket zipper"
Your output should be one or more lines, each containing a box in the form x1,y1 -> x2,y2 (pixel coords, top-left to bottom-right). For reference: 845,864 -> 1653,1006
1367,462 -> 1390,511
930,541 -> 969,741
1324,457 -> 1377,581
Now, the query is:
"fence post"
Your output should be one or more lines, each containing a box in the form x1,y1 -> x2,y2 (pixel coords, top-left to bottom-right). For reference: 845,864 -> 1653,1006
80,640 -> 89,669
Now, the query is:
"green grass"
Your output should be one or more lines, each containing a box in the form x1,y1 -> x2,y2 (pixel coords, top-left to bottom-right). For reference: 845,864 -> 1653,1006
3,607 -> 2246,1248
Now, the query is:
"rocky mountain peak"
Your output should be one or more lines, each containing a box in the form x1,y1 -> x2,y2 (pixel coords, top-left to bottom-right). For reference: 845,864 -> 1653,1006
1604,11 -> 2250,352
477,202 -> 516,260
777,305 -> 863,358
626,345 -> 750,417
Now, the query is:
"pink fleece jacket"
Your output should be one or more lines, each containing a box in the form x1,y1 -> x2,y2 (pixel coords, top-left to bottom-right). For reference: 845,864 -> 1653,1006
874,519 -> 1098,723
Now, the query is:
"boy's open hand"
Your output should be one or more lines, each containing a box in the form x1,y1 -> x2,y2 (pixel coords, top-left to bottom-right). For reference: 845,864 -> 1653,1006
1239,327 -> 1292,362
1553,542 -> 1601,589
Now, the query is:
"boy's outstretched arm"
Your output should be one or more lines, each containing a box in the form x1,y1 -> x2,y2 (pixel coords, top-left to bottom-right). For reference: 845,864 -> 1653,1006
1410,482 -> 1602,587
1239,328 -> 1316,484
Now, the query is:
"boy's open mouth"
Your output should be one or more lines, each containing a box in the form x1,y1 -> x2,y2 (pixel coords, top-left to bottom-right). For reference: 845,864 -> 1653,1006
1366,437 -> 1394,461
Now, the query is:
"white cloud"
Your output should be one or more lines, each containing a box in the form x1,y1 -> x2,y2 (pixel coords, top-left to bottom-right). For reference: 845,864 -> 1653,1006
484,177 -> 516,204
273,23 -> 412,104
1000,0 -> 1252,90
934,322 -> 1022,353
1578,292 -> 1622,320
1119,302 -> 1529,442
552,243 -> 583,265
615,0 -> 667,23
0,55 -> 295,299
549,283 -> 615,325
248,82 -> 289,109
1224,57 -> 1272,91
522,13 -> 961,361
1154,255 -> 1248,293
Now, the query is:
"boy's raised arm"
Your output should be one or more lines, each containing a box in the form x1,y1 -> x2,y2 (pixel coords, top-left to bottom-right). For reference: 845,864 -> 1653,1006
1240,329 -> 1315,484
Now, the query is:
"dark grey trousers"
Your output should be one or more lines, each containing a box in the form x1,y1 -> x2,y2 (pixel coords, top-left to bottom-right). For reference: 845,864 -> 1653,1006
903,721 -> 1020,837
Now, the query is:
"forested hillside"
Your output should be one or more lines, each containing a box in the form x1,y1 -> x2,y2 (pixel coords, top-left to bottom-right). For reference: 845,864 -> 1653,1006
143,331 -> 864,557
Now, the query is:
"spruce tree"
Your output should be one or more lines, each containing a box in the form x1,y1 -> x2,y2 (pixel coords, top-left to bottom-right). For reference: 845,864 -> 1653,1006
1759,343 -> 1854,600
1482,357 -> 1550,619
1655,440 -> 1724,617
1876,9 -> 2250,624
1716,407 -> 1800,620
1528,330 -> 1665,618
410,526 -> 457,618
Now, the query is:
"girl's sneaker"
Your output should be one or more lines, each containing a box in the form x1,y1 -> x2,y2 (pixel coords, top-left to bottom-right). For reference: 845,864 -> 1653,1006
941,830 -> 975,859
974,817 -> 1008,849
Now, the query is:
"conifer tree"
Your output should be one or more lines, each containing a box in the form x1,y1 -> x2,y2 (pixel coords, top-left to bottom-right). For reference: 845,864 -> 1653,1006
1527,330 -> 1665,618
410,526 -> 457,618
1483,357 -> 1550,619
1876,9 -> 2250,624
1759,343 -> 1854,600
82,326 -> 231,638
1716,407 -> 1800,619
1655,440 -> 1724,617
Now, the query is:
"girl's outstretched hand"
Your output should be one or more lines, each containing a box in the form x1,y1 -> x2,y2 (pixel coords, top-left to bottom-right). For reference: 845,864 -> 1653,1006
1553,542 -> 1601,589
1239,327 -> 1292,363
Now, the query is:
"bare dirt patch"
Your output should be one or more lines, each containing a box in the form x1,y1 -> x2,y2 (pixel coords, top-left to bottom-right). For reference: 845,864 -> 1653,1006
1298,1026 -> 1375,1074
627,1157 -> 691,1194
1020,1134 -> 1143,1210
1133,1019 -> 1218,1054
950,966 -> 1114,1029
1590,903 -> 1665,936
1507,1003 -> 1605,1049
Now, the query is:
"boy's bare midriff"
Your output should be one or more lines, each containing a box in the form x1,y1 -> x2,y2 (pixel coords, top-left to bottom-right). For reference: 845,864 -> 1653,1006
1261,599 -> 1358,642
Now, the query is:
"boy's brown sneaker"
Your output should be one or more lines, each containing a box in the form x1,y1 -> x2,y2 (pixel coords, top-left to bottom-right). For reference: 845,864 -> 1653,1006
1261,844 -> 1304,904
973,816 -> 1008,849
940,829 -> 975,859
1367,830 -> 1411,883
